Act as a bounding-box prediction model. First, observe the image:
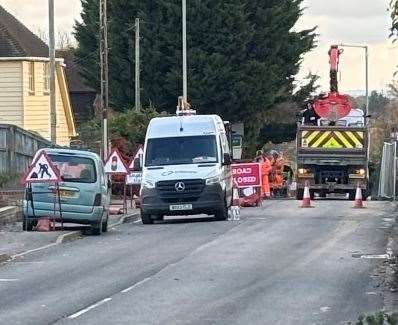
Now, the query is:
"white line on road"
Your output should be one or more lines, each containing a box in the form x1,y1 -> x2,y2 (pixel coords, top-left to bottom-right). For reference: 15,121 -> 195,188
11,243 -> 58,259
68,298 -> 112,319
121,277 -> 151,293
0,278 -> 19,282
133,219 -> 142,223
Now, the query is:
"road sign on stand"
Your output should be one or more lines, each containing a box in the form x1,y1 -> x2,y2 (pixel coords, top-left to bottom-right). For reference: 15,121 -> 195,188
128,145 -> 144,170
126,172 -> 142,185
232,163 -> 261,188
23,151 -> 60,183
104,149 -> 128,174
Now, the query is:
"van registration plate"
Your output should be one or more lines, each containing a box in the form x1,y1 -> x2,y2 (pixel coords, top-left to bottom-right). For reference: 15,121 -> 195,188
169,204 -> 193,211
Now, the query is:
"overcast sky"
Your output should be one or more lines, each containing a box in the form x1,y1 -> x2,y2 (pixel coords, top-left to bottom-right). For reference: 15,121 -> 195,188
1,0 -> 396,93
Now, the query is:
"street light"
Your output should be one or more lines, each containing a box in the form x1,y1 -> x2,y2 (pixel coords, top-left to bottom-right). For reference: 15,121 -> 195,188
339,44 -> 369,121
182,0 -> 187,103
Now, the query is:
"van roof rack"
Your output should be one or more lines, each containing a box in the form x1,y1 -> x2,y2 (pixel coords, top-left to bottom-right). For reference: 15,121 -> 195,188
176,96 -> 196,116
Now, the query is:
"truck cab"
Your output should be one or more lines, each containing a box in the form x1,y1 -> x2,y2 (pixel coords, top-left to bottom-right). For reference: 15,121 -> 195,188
138,114 -> 233,224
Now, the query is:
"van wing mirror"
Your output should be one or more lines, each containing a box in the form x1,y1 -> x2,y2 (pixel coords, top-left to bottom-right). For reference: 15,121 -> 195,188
223,153 -> 232,166
133,158 -> 142,171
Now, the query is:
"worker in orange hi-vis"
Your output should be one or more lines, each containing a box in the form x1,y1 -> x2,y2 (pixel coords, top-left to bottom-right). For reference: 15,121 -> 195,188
260,152 -> 272,199
255,151 -> 266,198
272,152 -> 285,191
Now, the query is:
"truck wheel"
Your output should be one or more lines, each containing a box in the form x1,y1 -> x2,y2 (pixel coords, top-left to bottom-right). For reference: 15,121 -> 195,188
215,201 -> 228,221
310,190 -> 315,200
141,212 -> 154,224
348,190 -> 356,201
296,189 -> 304,200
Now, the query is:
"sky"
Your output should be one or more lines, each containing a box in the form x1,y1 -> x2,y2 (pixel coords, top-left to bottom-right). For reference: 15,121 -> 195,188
1,0 -> 396,93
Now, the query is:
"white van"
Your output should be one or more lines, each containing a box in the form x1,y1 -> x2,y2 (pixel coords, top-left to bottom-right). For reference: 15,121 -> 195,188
136,114 -> 233,224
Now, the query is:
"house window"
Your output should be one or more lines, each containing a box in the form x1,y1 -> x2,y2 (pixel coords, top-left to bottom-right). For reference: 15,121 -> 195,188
28,62 -> 35,94
43,63 -> 49,93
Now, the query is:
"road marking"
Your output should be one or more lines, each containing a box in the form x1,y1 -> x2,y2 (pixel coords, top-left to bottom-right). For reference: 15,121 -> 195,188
133,219 -> 142,223
0,278 -> 19,282
68,298 -> 112,319
121,277 -> 151,293
360,254 -> 390,259
11,243 -> 58,259
320,306 -> 331,313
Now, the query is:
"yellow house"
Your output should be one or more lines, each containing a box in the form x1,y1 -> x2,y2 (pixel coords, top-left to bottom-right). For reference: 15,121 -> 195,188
0,6 -> 76,146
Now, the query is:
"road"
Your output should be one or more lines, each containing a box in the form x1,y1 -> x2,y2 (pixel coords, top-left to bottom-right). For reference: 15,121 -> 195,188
0,200 -> 393,325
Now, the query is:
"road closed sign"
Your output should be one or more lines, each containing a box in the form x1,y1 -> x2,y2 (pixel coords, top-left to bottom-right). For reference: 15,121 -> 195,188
232,163 -> 261,188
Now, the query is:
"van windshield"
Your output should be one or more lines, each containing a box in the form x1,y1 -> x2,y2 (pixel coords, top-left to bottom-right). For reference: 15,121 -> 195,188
49,155 -> 97,183
145,136 -> 218,166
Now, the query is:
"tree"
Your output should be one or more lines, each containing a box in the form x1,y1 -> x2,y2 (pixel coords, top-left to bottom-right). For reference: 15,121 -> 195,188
78,107 -> 158,155
74,0 -> 316,152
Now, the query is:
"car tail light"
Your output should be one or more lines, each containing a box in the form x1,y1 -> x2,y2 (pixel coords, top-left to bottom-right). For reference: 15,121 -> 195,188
94,194 -> 102,206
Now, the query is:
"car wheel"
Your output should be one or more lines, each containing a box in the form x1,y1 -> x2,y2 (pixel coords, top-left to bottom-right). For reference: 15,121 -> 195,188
141,212 -> 154,224
22,218 -> 35,231
91,220 -> 103,236
101,216 -> 108,233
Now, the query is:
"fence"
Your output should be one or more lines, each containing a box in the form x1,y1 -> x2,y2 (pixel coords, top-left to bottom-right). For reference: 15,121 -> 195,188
378,142 -> 397,199
0,124 -> 53,176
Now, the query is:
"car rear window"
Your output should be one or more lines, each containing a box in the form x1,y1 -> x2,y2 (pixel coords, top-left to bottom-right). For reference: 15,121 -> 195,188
49,154 -> 97,183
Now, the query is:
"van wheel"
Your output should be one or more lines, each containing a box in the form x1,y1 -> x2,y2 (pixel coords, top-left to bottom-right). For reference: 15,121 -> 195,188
141,212 -> 154,224
215,201 -> 228,221
91,221 -> 103,235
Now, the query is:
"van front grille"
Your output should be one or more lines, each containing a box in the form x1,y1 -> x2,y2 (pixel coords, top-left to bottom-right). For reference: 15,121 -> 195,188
156,179 -> 205,203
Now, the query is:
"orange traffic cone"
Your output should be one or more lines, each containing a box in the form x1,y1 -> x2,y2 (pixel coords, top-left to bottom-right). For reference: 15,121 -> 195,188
301,184 -> 313,208
36,218 -> 52,231
353,185 -> 365,209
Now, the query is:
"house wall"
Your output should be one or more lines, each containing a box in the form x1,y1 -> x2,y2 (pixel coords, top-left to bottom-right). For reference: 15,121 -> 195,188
0,61 -> 23,127
22,60 -> 72,146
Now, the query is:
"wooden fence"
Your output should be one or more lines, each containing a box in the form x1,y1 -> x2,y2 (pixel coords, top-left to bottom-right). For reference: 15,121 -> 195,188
0,124 -> 53,176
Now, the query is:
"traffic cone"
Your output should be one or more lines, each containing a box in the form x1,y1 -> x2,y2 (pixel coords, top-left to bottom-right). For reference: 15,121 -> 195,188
353,185 -> 365,209
301,184 -> 313,208
36,218 -> 51,231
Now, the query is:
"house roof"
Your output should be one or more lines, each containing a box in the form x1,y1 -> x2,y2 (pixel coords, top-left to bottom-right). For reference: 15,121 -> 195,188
0,5 -> 48,57
57,49 -> 95,93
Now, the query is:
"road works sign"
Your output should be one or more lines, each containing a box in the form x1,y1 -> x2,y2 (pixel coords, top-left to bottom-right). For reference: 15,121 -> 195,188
232,163 -> 261,188
23,151 -> 60,183
104,149 -> 128,174
128,145 -> 144,170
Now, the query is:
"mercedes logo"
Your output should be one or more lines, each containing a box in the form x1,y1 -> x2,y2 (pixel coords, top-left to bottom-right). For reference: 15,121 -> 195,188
175,181 -> 185,192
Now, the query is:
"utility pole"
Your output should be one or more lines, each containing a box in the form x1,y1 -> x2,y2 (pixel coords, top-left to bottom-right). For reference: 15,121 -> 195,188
49,0 -> 56,144
182,0 -> 188,103
135,18 -> 141,112
100,0 -> 109,159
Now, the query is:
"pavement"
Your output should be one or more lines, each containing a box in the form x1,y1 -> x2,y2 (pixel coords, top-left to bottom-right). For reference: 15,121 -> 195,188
0,207 -> 139,260
0,200 -> 395,325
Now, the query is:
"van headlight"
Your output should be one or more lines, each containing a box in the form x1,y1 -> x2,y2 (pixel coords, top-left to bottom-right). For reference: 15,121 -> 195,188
206,175 -> 221,185
142,179 -> 155,189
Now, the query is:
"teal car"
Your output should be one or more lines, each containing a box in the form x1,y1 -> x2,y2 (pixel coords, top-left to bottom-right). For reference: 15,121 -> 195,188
23,149 -> 110,235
